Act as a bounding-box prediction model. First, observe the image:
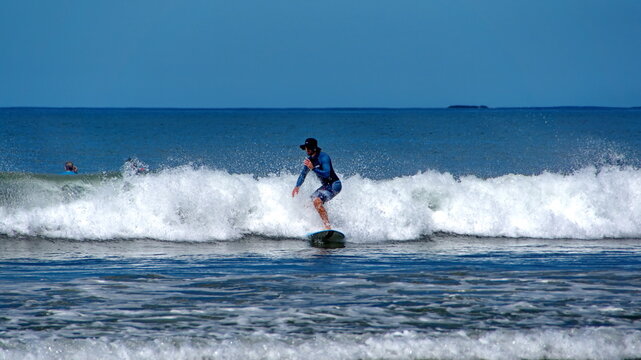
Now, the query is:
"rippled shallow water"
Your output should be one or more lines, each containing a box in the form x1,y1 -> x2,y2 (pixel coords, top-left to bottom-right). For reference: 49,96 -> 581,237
1,236 -> 640,359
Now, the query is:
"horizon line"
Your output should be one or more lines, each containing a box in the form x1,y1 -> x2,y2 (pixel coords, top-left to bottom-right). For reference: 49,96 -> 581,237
1,105 -> 641,111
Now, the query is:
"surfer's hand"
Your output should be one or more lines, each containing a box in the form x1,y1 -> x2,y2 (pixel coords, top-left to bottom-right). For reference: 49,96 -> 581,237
304,159 -> 313,169
292,187 -> 300,197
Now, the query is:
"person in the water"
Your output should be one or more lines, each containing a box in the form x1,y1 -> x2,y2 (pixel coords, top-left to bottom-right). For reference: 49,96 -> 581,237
125,158 -> 149,175
292,138 -> 342,229
61,161 -> 78,175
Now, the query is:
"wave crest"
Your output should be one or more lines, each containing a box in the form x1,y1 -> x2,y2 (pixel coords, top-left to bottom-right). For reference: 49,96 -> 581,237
1,165 -> 640,241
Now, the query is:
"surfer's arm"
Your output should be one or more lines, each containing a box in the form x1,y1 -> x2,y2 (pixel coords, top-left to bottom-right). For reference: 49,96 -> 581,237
292,166 -> 310,197
295,166 -> 310,188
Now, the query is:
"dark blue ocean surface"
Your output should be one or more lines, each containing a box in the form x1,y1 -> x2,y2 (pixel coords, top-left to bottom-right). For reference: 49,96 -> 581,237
2,108 -> 640,177
1,108 -> 641,359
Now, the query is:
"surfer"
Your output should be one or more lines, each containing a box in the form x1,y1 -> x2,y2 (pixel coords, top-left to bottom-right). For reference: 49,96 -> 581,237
292,138 -> 342,229
61,161 -> 78,175
125,158 -> 149,175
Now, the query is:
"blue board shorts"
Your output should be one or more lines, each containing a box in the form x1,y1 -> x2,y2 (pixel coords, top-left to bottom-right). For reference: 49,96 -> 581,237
311,180 -> 342,203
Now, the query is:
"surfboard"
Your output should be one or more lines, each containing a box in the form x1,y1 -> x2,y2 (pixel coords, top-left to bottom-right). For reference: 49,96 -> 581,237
306,229 -> 346,247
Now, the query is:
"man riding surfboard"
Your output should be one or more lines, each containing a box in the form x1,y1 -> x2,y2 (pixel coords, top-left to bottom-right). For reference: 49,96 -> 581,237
292,138 -> 342,229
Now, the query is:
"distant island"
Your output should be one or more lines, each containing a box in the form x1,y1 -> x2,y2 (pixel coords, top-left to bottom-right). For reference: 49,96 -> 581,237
448,105 -> 489,109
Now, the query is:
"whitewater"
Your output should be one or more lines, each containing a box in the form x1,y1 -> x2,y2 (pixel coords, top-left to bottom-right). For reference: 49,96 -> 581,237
2,329 -> 641,360
1,165 -> 640,241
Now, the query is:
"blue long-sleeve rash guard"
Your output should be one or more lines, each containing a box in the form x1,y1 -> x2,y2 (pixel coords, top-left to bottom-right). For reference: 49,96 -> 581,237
295,151 -> 340,188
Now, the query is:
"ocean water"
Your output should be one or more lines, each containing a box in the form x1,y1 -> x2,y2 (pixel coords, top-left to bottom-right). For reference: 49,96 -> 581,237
1,107 -> 641,359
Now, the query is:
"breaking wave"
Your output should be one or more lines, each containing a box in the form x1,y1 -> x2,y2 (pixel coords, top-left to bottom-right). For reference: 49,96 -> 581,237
1,165 -> 641,241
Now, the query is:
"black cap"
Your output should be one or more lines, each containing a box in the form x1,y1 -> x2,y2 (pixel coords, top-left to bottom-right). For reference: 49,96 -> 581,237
299,138 -> 318,150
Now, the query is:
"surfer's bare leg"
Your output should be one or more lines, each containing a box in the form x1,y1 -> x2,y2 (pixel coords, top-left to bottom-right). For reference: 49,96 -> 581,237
313,197 -> 331,229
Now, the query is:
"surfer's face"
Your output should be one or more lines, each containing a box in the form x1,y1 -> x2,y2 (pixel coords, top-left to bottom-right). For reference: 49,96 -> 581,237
305,147 -> 315,156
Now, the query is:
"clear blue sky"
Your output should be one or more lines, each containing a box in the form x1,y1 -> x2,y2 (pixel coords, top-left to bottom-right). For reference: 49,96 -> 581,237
1,0 -> 640,108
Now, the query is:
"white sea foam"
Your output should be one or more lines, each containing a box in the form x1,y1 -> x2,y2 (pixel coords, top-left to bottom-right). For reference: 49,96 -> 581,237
1,328 -> 640,360
1,165 -> 641,241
